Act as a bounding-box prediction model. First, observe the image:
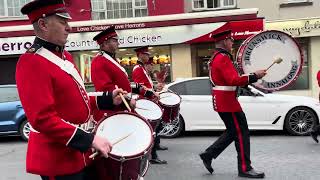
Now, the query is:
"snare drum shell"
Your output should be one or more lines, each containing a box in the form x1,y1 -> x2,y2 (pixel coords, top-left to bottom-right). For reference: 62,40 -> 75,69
158,92 -> 181,123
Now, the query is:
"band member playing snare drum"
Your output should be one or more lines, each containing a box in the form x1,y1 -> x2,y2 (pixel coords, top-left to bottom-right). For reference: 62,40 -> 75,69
91,27 -> 157,180
199,29 -> 266,178
16,1 -> 126,180
132,47 -> 168,165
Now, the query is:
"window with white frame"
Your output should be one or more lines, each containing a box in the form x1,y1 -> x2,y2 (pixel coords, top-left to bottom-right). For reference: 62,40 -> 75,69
192,0 -> 236,10
91,0 -> 148,20
285,0 -> 310,2
0,0 -> 31,18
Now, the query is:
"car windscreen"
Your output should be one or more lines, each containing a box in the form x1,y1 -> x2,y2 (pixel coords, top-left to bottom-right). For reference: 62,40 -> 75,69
169,79 -> 211,95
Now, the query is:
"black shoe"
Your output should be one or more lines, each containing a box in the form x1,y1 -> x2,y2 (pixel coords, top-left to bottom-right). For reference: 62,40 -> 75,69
199,152 -> 214,174
310,130 -> 319,143
156,145 -> 168,151
150,158 -> 167,164
238,169 -> 265,178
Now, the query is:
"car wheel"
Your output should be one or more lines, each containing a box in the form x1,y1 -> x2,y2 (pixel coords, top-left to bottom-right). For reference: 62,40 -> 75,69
284,107 -> 318,136
19,119 -> 30,141
159,114 -> 185,138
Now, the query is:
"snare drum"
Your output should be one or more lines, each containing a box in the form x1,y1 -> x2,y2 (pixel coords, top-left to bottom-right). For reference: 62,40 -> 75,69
134,98 -> 163,130
158,91 -> 181,123
92,112 -> 154,180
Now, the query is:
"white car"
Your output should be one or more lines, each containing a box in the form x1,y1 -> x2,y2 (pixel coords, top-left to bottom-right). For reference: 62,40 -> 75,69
159,77 -> 320,138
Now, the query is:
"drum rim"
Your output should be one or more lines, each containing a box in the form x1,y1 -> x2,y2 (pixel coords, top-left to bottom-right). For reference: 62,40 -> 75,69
158,91 -> 182,107
135,98 -> 164,121
94,111 -> 154,160
236,30 -> 304,91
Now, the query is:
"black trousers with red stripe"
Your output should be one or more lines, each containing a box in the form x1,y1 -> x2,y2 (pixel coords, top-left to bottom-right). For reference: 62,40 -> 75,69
204,111 -> 252,173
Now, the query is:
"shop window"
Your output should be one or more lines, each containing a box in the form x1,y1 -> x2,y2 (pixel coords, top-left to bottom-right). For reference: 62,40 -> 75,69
192,43 -> 214,77
73,45 -> 171,85
80,54 -> 93,83
280,0 -> 313,7
117,46 -> 171,83
91,0 -> 148,20
284,0 -> 311,3
192,42 -> 244,77
0,0 -> 31,18
192,0 -> 236,11
0,57 -> 18,85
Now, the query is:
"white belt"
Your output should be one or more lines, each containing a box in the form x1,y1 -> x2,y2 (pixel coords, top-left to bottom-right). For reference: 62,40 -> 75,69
212,86 -> 237,91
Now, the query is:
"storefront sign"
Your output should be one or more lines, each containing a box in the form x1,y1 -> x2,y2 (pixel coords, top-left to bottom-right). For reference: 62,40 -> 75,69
266,18 -> 320,37
0,19 -> 263,55
75,23 -> 146,32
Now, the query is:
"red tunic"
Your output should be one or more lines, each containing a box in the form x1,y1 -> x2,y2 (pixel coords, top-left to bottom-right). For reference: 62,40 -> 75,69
317,71 -> 320,87
209,49 -> 254,112
132,63 -> 153,89
16,39 -> 111,176
91,52 -> 132,120
317,71 -> 320,101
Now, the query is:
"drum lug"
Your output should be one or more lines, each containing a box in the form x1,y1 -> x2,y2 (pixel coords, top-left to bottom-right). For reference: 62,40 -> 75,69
120,156 -> 126,162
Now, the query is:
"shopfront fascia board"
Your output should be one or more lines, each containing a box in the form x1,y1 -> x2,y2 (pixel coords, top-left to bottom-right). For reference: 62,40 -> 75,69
0,18 -> 263,56
266,17 -> 320,38
0,8 -> 259,38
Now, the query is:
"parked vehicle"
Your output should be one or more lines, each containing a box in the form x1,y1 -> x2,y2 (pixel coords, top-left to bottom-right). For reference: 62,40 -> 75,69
0,85 -> 30,140
159,77 -> 320,138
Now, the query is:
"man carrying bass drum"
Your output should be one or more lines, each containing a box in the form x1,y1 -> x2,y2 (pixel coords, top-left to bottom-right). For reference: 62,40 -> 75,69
199,29 -> 267,178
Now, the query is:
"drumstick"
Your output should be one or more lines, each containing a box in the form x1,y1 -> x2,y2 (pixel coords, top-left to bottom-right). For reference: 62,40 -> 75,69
266,57 -> 283,71
89,132 -> 133,159
160,95 -> 171,99
135,106 -> 151,111
115,85 -> 132,112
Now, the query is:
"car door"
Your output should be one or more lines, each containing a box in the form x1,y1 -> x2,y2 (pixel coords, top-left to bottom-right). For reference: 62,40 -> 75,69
0,86 -> 21,133
169,78 -> 223,131
238,86 -> 275,128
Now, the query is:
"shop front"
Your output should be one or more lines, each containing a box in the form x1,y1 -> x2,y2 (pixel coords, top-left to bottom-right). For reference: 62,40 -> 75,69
266,17 -> 320,98
0,8 -> 263,86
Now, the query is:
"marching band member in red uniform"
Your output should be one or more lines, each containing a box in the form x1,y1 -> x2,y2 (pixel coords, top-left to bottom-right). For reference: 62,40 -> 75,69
132,47 -> 154,92
16,1 -> 126,180
91,26 -> 155,121
310,70 -> 320,143
199,30 -> 266,178
132,47 -> 168,164
91,26 -> 156,180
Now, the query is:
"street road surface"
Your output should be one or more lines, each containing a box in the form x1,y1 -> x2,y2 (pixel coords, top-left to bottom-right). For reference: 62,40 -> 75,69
1,132 -> 320,180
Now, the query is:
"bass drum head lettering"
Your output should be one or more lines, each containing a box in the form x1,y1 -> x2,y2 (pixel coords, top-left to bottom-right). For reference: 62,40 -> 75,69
236,30 -> 303,91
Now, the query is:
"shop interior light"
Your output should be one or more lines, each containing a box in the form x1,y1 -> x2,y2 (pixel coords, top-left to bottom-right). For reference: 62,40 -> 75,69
119,49 -> 127,51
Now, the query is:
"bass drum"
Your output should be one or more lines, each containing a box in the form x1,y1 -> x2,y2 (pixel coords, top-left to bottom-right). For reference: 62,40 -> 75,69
236,30 -> 304,92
